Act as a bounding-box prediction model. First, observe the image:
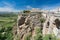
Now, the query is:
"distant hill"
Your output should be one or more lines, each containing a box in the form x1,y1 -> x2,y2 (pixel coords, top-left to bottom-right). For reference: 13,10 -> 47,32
0,12 -> 18,17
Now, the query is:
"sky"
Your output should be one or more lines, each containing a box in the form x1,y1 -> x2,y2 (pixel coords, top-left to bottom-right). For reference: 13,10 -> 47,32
0,0 -> 60,12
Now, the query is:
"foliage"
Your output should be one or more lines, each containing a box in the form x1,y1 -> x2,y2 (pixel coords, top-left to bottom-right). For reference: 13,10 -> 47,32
40,18 -> 46,23
34,27 -> 42,40
43,35 -> 49,40
43,34 -> 57,40
23,10 -> 30,13
0,13 -> 17,40
24,32 -> 32,40
34,34 -> 42,40
35,27 -> 42,34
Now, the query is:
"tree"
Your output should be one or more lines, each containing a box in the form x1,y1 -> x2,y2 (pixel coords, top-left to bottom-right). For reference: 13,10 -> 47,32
23,10 -> 31,13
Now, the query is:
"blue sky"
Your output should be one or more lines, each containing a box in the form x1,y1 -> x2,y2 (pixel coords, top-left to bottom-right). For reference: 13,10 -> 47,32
0,0 -> 60,12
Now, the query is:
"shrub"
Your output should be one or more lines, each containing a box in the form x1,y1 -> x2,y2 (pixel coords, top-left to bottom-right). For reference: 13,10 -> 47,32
43,35 -> 49,40
40,18 -> 46,23
34,27 -> 42,40
43,34 -> 57,40
34,34 -> 42,40
24,32 -> 32,40
23,10 -> 30,13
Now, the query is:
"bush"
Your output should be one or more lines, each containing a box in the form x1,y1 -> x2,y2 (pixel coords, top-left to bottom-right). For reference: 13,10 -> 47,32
40,18 -> 46,23
34,27 -> 42,40
35,27 -> 42,34
24,32 -> 32,40
43,35 -> 49,40
34,34 -> 42,40
23,10 -> 30,13
43,34 -> 57,40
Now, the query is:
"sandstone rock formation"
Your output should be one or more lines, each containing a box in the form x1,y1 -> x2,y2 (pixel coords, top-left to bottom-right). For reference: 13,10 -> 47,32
16,13 -> 44,40
14,12 -> 60,40
43,13 -> 60,38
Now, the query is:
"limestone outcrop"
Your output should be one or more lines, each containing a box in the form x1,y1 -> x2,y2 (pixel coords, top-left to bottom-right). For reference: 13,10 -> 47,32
14,12 -> 60,40
16,13 -> 44,40
43,13 -> 60,38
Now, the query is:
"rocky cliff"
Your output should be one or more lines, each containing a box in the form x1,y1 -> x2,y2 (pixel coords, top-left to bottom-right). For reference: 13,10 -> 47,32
15,13 -> 45,40
13,12 -> 60,40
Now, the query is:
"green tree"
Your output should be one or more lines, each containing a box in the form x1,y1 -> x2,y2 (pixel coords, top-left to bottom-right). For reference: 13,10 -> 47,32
23,10 -> 30,13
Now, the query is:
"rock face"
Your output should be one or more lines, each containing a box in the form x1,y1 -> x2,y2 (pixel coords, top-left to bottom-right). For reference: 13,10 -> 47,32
15,12 -> 60,40
43,13 -> 60,38
16,13 -> 43,40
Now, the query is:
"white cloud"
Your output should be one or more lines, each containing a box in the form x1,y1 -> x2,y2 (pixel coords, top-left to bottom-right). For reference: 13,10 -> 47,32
26,5 -> 32,9
26,5 -> 33,10
2,1 -> 12,7
0,7 -> 20,12
0,1 -> 20,12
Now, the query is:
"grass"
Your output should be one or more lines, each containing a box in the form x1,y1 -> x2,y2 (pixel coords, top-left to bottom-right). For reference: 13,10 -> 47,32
43,34 -> 57,40
34,27 -> 42,40
0,14 -> 18,40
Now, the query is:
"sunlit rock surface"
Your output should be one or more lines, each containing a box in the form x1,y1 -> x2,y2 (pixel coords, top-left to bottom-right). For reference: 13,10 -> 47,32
15,12 -> 60,40
43,13 -> 60,38
17,13 -> 43,40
